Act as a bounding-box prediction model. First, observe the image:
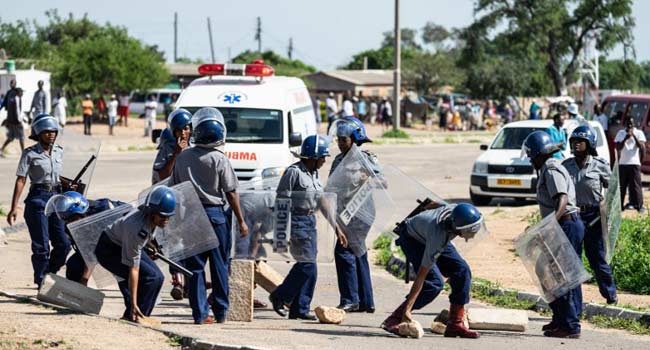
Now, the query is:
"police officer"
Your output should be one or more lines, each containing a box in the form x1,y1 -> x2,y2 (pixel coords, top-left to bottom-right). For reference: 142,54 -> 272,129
381,203 -> 484,339
330,117 -> 379,313
523,130 -> 584,338
170,107 -> 249,324
151,108 -> 192,184
7,114 -> 73,287
45,191 -> 125,285
269,134 -> 347,320
563,126 -> 618,304
95,186 -> 175,322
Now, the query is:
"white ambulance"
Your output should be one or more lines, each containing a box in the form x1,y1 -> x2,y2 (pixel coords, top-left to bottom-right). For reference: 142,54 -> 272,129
174,61 -> 317,182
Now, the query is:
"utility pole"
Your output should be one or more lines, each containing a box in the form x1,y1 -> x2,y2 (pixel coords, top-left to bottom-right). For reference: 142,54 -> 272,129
255,17 -> 262,55
173,12 -> 178,62
288,37 -> 293,60
207,17 -> 215,63
363,56 -> 368,70
393,0 -> 401,131
228,47 -> 232,63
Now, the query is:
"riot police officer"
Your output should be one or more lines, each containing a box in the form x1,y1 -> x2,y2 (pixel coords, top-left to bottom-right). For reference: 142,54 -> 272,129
563,126 -> 617,304
523,130 -> 584,338
269,134 -> 347,320
170,107 -> 249,324
151,108 -> 192,183
95,185 -> 175,322
7,114 -> 73,287
330,117 -> 379,313
381,203 -> 485,339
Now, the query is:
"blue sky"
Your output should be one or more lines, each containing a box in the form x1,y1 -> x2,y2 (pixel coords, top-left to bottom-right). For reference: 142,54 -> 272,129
2,0 -> 648,70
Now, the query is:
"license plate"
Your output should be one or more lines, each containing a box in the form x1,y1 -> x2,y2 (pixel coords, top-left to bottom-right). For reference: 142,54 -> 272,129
497,179 -> 521,186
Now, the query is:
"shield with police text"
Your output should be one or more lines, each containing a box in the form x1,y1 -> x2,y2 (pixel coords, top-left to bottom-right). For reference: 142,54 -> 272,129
515,214 -> 591,303
58,133 -> 101,196
603,160 -> 622,263
325,145 -> 394,256
231,191 -> 337,263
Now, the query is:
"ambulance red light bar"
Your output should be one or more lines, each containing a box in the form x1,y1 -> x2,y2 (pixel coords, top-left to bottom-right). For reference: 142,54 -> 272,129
198,63 -> 274,77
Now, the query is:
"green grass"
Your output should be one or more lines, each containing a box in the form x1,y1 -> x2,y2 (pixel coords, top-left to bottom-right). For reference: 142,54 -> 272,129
587,315 -> 650,336
167,335 -> 183,347
118,145 -> 157,152
381,129 -> 410,139
0,207 -> 6,217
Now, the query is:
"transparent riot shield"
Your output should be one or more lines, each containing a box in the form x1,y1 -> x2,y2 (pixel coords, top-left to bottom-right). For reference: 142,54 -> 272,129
514,214 -> 591,303
603,160 -> 622,263
58,133 -> 101,196
67,203 -> 136,288
232,191 -> 337,263
325,145 -> 395,256
239,176 -> 282,191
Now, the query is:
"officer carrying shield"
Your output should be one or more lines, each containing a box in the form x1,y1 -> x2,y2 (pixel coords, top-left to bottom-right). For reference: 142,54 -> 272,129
269,134 -> 347,320
7,114 -> 75,287
151,108 -> 192,183
381,203 -> 485,339
45,191 -> 125,285
170,107 -> 249,324
563,126 -> 618,304
330,117 -> 379,313
523,130 -> 584,338
95,186 -> 175,322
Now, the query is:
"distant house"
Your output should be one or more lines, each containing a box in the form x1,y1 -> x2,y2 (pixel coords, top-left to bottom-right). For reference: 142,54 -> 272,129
304,69 -> 394,98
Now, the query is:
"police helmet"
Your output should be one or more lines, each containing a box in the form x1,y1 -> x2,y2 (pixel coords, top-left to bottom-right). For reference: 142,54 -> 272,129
450,203 -> 484,238
192,108 -> 227,146
167,108 -> 192,133
522,131 -> 559,160
335,117 -> 372,144
569,125 -> 598,156
159,127 -> 175,145
44,191 -> 89,221
144,186 -> 177,217
299,134 -> 331,159
30,114 -> 59,140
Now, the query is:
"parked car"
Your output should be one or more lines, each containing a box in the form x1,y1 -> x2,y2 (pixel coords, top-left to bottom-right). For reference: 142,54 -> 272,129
469,119 -> 609,205
601,94 -> 650,173
129,88 -> 182,115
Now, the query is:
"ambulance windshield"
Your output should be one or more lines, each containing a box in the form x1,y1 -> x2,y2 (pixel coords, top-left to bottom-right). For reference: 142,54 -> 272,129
184,107 -> 283,143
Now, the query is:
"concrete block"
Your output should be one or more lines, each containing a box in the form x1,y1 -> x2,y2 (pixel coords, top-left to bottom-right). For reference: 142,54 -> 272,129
618,310 -> 647,321
467,308 -> 528,332
36,273 -> 104,314
584,303 -> 624,319
315,306 -> 346,324
254,261 -> 284,294
398,320 -> 424,339
430,321 -> 446,334
228,260 -> 254,322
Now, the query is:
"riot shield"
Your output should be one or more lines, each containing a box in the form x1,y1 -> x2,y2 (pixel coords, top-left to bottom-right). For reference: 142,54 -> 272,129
232,191 -> 337,263
67,203 -> 135,288
239,176 -> 281,191
603,160 -> 622,263
325,145 -> 395,256
514,213 -> 591,303
58,133 -> 101,196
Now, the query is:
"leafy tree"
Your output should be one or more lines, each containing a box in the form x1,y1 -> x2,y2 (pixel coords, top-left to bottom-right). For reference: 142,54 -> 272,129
176,57 -> 206,64
0,20 -> 46,58
232,50 -> 316,77
381,28 -> 421,50
35,10 -> 103,46
402,51 -> 463,94
421,22 -> 450,51
599,58 -> 641,90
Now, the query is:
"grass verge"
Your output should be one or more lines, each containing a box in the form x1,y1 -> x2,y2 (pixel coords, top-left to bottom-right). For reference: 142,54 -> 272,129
381,129 -> 410,139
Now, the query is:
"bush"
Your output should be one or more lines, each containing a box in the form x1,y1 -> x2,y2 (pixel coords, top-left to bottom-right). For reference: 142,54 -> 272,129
610,216 -> 650,294
381,129 -> 410,139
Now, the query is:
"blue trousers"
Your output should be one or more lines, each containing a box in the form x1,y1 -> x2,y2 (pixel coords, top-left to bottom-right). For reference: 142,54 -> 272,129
397,227 -> 471,308
272,215 -> 318,316
549,214 -> 584,334
581,210 -> 617,301
334,240 -> 374,308
24,189 -> 71,285
183,205 -> 231,322
95,233 -> 164,318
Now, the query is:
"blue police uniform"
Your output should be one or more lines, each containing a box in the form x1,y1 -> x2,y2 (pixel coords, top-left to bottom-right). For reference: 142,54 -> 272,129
395,206 -> 472,309
329,150 -> 380,310
95,210 -> 164,319
171,146 -> 239,323
563,156 -> 617,302
151,128 -> 176,184
270,161 -> 323,317
537,157 -> 584,335
16,143 -> 71,285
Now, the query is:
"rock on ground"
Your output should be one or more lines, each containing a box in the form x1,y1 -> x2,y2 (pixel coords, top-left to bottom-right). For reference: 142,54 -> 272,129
398,320 -> 424,339
314,306 -> 346,324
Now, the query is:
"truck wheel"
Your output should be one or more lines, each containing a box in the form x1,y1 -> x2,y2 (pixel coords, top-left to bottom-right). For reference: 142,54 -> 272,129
470,190 -> 492,206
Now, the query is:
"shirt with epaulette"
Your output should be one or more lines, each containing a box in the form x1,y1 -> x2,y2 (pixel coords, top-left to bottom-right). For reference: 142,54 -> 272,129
171,146 -> 239,206
16,143 -> 64,185
537,158 -> 579,217
562,156 -> 611,207
329,149 -> 381,176
405,205 -> 455,269
104,210 -> 154,267
276,161 -> 322,211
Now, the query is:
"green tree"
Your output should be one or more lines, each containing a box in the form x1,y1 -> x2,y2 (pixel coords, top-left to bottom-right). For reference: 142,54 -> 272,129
421,22 -> 450,51
403,51 -> 464,94
176,57 -> 206,64
599,58 -> 641,90
345,47 -> 395,70
381,28 -> 421,50
231,50 -> 316,77
0,20 -> 46,58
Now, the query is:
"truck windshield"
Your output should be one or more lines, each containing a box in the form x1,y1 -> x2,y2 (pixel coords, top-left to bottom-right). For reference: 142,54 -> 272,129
491,127 -> 546,150
184,107 -> 283,143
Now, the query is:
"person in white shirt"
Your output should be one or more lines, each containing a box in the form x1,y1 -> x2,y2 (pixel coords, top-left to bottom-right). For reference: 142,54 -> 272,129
325,92 -> 338,131
594,104 -> 608,132
614,117 -> 646,213
107,94 -> 118,136
341,97 -> 354,118
144,94 -> 158,137
53,92 -> 67,130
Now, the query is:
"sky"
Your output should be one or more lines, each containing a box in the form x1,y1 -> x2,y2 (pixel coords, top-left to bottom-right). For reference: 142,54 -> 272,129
1,0 -> 649,71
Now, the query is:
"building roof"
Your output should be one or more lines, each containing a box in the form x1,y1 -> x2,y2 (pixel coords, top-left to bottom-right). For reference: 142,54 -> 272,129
166,63 -> 201,76
309,69 -> 393,86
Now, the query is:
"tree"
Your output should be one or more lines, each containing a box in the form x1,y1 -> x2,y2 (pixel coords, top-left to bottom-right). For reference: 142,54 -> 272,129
402,51 -> 463,94
0,20 -> 46,58
467,0 -> 635,95
599,58 -> 641,90
176,57 -> 206,64
421,22 -> 450,51
381,28 -> 421,50
232,50 -> 316,77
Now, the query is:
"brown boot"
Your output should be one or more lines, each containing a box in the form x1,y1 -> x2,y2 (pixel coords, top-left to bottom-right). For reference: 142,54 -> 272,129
444,304 -> 480,339
381,301 -> 407,335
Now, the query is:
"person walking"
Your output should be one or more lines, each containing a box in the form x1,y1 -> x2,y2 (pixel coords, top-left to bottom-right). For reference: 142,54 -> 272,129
144,95 -> 157,137
615,117 -> 646,213
368,100 -> 378,125
0,80 -> 25,155
118,92 -> 130,127
356,94 -> 367,121
594,104 -> 608,133
53,92 -> 67,132
28,80 -> 48,119
82,94 -> 94,135
107,95 -> 118,136
325,92 -> 338,132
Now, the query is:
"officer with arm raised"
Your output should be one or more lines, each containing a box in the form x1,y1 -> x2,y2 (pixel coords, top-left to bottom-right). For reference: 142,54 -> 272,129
151,108 -> 192,184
